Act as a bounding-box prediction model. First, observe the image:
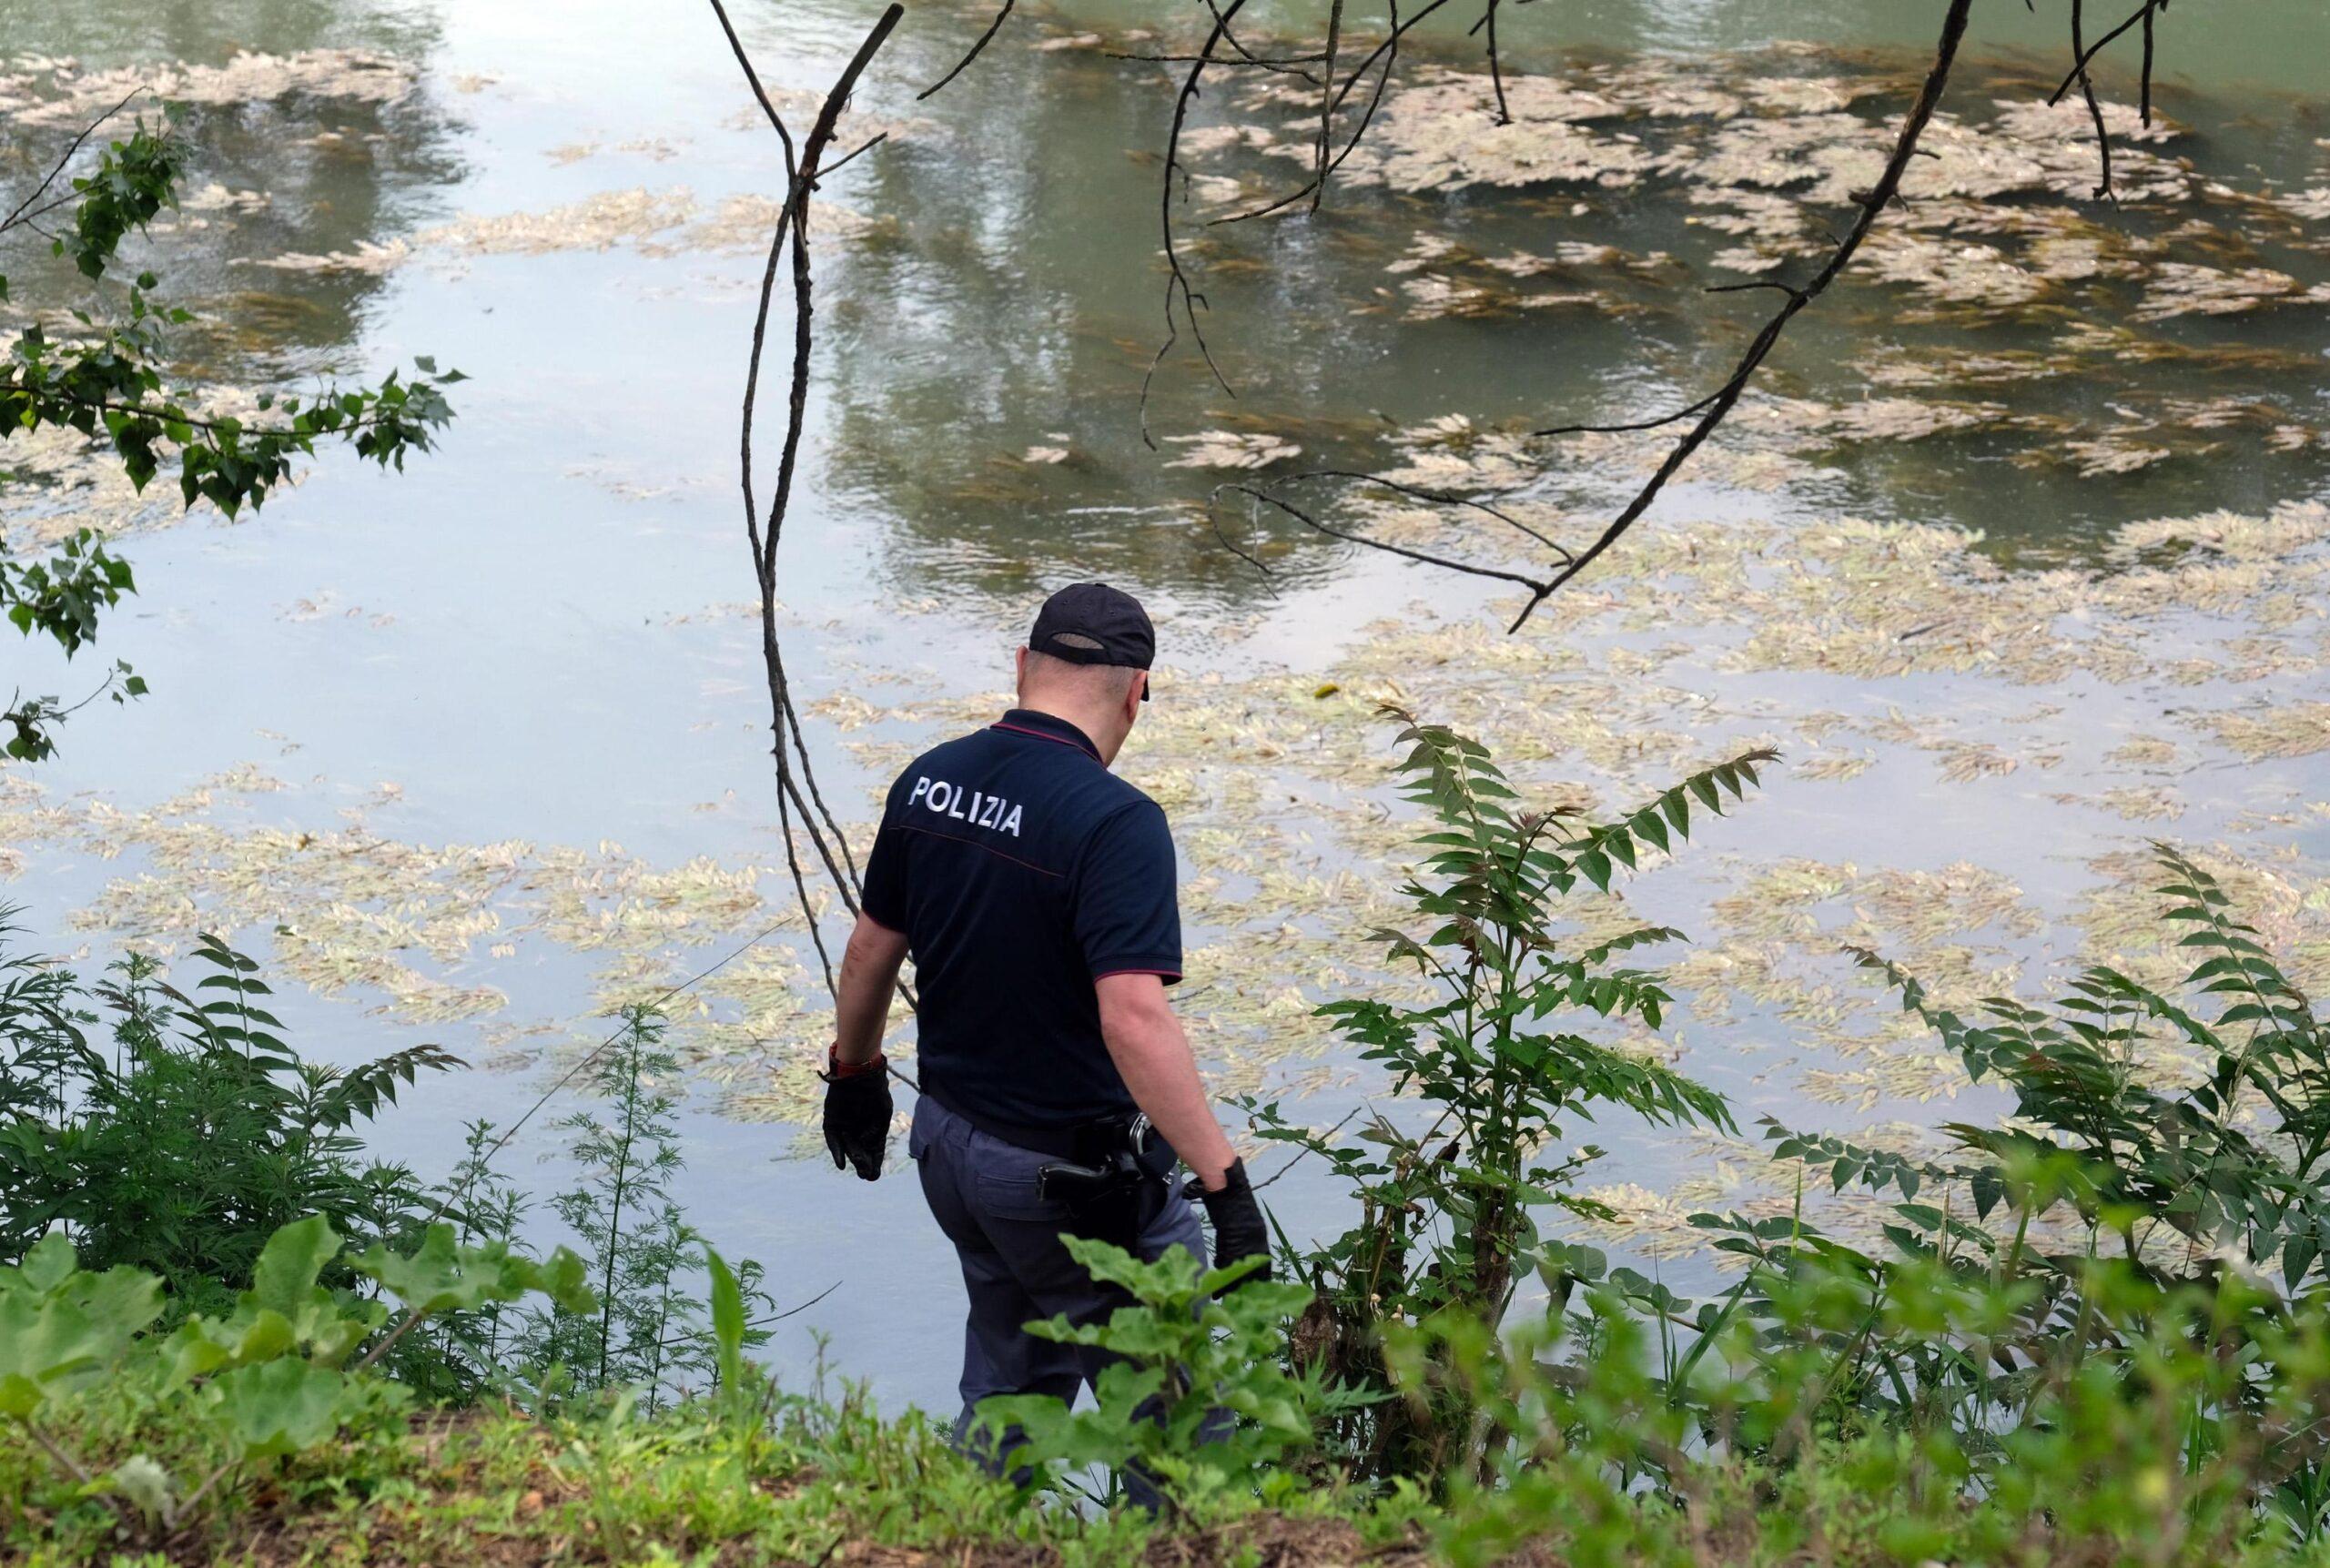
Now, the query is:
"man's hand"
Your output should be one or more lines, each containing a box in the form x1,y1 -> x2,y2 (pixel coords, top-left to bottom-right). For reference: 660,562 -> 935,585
822,1052 -> 892,1180
1188,1158 -> 1271,1288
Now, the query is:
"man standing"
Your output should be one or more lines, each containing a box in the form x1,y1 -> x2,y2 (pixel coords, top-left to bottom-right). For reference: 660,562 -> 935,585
819,582 -> 1269,1448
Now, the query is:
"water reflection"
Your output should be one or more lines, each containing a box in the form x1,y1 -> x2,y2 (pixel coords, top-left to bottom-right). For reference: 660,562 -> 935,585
819,16 -> 2330,598
0,0 -> 459,381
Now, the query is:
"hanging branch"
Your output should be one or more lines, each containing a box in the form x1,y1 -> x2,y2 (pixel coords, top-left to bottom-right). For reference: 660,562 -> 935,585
1496,0 -> 1976,629
1472,0 -> 1511,125
2046,0 -> 2170,197
1210,480 -> 1565,605
917,1 -> 1018,101
1311,0 -> 1346,212
2064,0 -> 2116,202
1215,0 -> 1441,228
1226,0 -> 1973,632
712,0 -> 904,1007
1140,0 -> 1251,447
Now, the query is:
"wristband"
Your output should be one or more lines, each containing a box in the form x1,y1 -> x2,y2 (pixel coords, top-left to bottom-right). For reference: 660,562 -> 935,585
824,1044 -> 886,1081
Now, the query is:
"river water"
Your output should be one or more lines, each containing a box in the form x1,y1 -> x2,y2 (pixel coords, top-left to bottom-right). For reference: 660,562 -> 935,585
4,0 -> 2328,1409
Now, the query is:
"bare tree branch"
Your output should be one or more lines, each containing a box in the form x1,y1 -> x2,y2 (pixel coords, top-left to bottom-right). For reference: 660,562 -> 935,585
1500,0 -> 1975,629
1213,481 -> 1560,608
2065,0 -> 2117,202
918,1 -> 1018,101
1480,0 -> 1511,126
1312,0 -> 1347,213
714,0 -> 905,1018
1215,0 -> 1439,228
1140,0 -> 1251,447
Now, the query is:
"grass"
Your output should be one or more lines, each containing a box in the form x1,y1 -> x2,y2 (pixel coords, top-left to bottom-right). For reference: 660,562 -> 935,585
0,1394 -> 1424,1567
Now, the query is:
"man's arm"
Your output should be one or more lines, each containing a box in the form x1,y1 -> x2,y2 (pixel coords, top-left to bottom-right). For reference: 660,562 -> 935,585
834,913 -> 909,1067
1095,972 -> 1237,1190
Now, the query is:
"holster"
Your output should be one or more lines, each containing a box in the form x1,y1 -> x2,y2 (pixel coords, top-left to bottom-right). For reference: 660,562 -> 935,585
1037,1114 -> 1174,1250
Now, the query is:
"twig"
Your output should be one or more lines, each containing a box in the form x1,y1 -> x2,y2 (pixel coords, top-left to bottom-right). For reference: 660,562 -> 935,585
2065,0 -> 2117,202
19,1420 -> 95,1487
654,1280 -> 842,1350
1214,0 -> 1436,228
1481,0 -> 1511,125
716,2 -> 916,1047
1,87 -> 147,236
1264,469 -> 1572,557
917,1 -> 1017,101
1140,0 -> 1251,447
1535,386 -> 1725,440
1312,0 -> 1346,213
1253,1106 -> 1363,1189
421,911 -> 801,1219
1501,0 -> 1976,628
1221,482 -> 1557,603
2045,0 -> 2163,110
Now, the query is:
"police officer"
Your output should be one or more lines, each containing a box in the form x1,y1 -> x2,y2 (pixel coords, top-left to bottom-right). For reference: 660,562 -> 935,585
818,581 -> 1269,1452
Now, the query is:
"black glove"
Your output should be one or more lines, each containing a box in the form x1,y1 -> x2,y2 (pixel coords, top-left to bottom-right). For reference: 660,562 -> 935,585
821,1053 -> 892,1181
1188,1158 -> 1271,1288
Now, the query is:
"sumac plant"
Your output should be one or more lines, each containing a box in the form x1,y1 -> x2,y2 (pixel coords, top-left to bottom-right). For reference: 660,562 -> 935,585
1247,704 -> 1766,1485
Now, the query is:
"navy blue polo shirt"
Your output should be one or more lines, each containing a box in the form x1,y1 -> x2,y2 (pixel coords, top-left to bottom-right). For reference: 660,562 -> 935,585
859,707 -> 1181,1129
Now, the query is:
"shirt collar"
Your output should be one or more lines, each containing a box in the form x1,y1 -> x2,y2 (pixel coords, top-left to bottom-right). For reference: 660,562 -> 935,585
992,707 -> 1103,764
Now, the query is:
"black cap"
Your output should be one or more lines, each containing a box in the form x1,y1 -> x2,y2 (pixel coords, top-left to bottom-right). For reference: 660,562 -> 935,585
1028,582 -> 1154,701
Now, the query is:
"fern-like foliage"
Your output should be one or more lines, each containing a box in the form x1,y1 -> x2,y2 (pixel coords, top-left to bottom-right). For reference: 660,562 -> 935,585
1750,845 -> 2330,1296
1250,704 -> 1766,1486
0,926 -> 459,1314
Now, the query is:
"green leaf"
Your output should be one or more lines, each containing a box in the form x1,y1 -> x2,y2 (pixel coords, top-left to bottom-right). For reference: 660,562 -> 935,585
251,1216 -> 341,1317
212,1359 -> 348,1460
705,1244 -> 746,1397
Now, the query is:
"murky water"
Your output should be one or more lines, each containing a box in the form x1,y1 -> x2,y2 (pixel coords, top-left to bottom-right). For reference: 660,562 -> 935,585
5,0 -> 2328,1410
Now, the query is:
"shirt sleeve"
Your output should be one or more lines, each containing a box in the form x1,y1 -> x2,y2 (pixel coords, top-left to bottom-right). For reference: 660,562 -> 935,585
1073,800 -> 1182,983
858,782 -> 909,932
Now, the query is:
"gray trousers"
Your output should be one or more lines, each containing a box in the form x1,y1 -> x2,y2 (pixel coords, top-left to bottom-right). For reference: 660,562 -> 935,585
907,1092 -> 1206,1444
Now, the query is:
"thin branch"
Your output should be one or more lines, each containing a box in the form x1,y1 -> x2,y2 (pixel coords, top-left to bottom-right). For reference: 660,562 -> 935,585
1504,0 -> 1974,630
716,1 -> 913,1041
917,0 -> 1017,101
1221,482 -> 1557,602
1109,51 -> 1323,70
42,393 -> 409,439
1533,384 -> 1726,440
1252,1106 -> 1363,1190
1202,0 -> 1311,78
19,1419 -> 95,1487
1140,0 -> 1251,447
1312,0 -> 1347,214
2045,0 -> 2162,108
2065,0 -> 2117,202
1266,469 -> 1572,557
2139,0 -> 2160,124
706,0 -> 798,174
1481,0 -> 1511,126
1213,0 -> 1436,228
2,86 -> 147,236
421,917 -> 798,1220
1210,490 -> 1286,587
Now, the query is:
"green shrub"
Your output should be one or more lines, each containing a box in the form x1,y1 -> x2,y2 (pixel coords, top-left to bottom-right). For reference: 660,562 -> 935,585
1248,704 -> 1762,1484
517,1006 -> 775,1411
972,1238 -> 1341,1515
0,923 -> 456,1314
0,1215 -> 588,1544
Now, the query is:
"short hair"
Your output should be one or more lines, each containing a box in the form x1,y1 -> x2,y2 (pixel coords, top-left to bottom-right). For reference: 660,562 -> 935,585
1021,647 -> 1140,703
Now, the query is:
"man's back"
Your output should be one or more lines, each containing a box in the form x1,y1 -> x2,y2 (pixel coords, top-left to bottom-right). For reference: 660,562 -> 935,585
860,706 -> 1181,1130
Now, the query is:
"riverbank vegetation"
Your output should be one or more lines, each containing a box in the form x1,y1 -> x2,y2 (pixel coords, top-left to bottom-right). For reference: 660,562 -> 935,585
8,3 -> 2330,1563
5,710 -> 2330,1565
